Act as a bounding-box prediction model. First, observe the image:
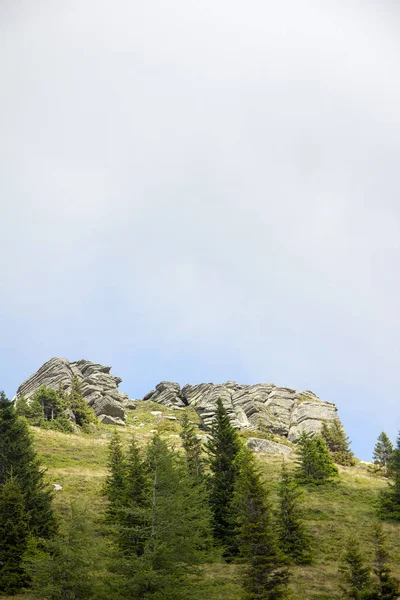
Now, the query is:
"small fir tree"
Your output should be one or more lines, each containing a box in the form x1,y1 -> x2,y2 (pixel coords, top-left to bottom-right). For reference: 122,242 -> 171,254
339,537 -> 371,600
373,433 -> 394,473
104,431 -> 127,520
378,432 -> 400,521
277,462 -> 312,565
68,376 -> 97,430
0,477 -> 29,594
180,412 -> 204,478
233,447 -> 290,600
321,419 -> 355,466
206,398 -> 243,553
367,522 -> 399,600
296,432 -> 338,485
0,392 -> 56,538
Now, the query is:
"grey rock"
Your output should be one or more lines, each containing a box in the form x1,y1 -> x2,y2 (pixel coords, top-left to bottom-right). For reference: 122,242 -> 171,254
16,357 -> 128,422
151,411 -> 163,416
98,414 -> 126,426
143,380 -> 341,443
52,484 -> 63,491
246,437 -> 292,455
165,415 -> 177,421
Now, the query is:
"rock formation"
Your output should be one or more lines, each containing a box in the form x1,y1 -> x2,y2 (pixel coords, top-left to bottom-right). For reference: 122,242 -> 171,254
142,381 -> 339,442
16,358 -> 128,423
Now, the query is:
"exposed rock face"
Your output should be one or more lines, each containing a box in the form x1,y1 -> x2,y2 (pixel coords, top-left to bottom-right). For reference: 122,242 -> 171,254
246,438 -> 293,455
142,381 -> 339,441
16,357 -> 128,421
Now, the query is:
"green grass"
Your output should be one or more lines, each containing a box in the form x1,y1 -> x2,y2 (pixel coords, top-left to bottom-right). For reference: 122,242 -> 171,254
1,408 -> 399,600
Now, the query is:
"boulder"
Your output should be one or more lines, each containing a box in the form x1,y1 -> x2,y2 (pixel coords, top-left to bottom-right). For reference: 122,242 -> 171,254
98,414 -> 126,426
16,357 -> 128,422
246,437 -> 292,455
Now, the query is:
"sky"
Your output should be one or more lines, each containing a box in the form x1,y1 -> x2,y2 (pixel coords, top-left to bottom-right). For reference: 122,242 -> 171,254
1,1 -> 400,460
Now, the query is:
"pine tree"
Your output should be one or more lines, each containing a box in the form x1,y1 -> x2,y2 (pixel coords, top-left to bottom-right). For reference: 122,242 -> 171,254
25,504 -> 94,600
233,447 -> 290,600
0,392 -> 56,538
103,431 -> 127,520
206,398 -> 243,552
339,537 -> 371,600
180,413 -> 204,478
114,435 -> 213,600
68,376 -> 97,430
277,462 -> 312,565
378,432 -> 400,521
0,477 -> 29,594
296,432 -> 338,485
373,433 -> 394,473
321,419 -> 355,466
367,522 -> 399,600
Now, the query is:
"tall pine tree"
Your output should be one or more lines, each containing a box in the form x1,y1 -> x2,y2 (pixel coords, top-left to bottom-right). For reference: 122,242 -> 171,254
180,413 -> 204,478
0,392 -> 56,538
233,447 -> 290,600
321,419 -> 355,466
378,432 -> 400,521
103,430 -> 127,520
0,477 -> 29,594
339,537 -> 371,600
277,462 -> 312,565
373,433 -> 394,473
206,398 -> 242,553
296,432 -> 338,485
367,522 -> 399,600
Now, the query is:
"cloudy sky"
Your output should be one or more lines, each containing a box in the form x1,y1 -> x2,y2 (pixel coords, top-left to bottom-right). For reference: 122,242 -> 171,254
1,1 -> 399,459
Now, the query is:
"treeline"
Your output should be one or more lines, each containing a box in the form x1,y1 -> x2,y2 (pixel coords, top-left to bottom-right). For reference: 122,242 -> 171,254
15,378 -> 97,433
0,392 -> 399,599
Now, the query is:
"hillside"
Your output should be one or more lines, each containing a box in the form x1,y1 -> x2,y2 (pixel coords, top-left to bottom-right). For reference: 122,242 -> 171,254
2,401 -> 399,600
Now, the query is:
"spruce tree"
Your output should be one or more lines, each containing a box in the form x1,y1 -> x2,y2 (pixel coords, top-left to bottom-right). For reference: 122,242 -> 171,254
367,522 -> 399,600
296,432 -> 338,485
25,504 -> 94,600
339,537 -> 371,600
0,477 -> 29,594
277,462 -> 312,565
104,431 -> 127,520
68,376 -> 97,430
373,433 -> 394,473
0,392 -> 56,538
233,447 -> 290,600
206,398 -> 242,552
378,432 -> 400,521
180,412 -> 204,478
321,419 -> 355,466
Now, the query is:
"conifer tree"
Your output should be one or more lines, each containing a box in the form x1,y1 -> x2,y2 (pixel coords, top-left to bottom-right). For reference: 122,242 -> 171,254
206,398 -> 242,552
233,447 -> 290,600
339,537 -> 371,600
180,412 -> 204,478
68,376 -> 97,430
0,477 -> 29,594
373,433 -> 394,473
296,432 -> 338,485
0,392 -> 56,538
367,522 -> 399,600
115,435 -> 213,600
25,504 -> 94,600
321,419 -> 355,466
104,431 -> 127,520
277,462 -> 312,565
378,432 -> 400,521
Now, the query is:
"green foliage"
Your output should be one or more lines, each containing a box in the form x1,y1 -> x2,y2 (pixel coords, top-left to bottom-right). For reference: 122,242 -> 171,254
233,447 -> 290,599
68,376 -> 97,431
0,477 -> 29,594
367,522 -> 399,600
373,433 -> 394,474
339,537 -> 371,600
321,419 -> 355,466
296,432 -> 338,486
0,392 -> 56,538
180,412 -> 204,478
110,434 -> 213,600
277,462 -> 312,565
206,398 -> 243,554
25,503 -> 95,600
103,431 -> 127,519
378,433 -> 400,521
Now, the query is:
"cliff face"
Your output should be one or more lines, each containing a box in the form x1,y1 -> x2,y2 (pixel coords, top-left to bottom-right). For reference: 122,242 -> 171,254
143,381 -> 339,442
16,358 -> 128,423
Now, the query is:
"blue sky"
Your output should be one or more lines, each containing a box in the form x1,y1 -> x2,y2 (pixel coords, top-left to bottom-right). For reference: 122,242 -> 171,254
1,0 -> 400,460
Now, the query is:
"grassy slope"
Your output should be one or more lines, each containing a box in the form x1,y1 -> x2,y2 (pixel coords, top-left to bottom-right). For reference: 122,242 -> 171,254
2,402 -> 399,600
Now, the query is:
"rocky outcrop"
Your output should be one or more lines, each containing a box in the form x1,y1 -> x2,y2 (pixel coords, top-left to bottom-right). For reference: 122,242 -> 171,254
142,381 -> 339,441
16,358 -> 128,421
246,437 -> 293,455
